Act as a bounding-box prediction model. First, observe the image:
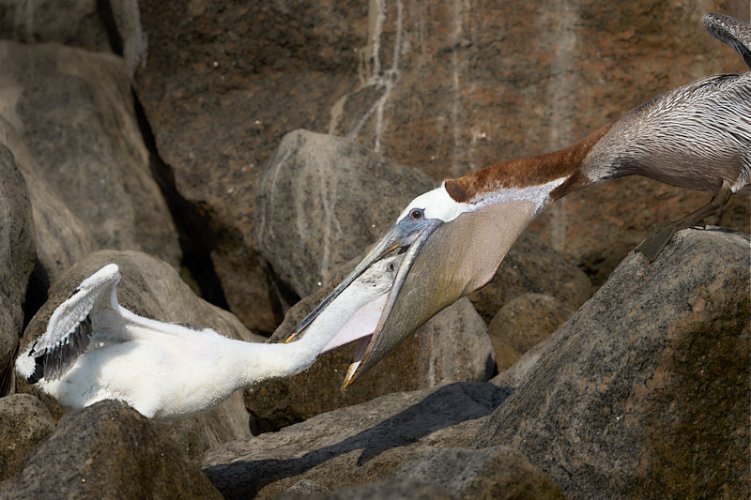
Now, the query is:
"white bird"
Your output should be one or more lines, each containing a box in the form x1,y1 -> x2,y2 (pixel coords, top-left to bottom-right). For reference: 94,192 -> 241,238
15,257 -> 401,418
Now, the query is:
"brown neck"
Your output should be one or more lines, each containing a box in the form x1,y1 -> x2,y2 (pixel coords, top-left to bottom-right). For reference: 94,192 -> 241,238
444,123 -> 612,203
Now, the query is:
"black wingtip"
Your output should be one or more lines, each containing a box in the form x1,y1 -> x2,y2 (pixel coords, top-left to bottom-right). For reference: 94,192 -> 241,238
28,316 -> 93,383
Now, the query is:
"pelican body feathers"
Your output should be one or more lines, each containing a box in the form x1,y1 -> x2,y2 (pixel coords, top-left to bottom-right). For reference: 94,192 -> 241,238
17,257 -> 401,418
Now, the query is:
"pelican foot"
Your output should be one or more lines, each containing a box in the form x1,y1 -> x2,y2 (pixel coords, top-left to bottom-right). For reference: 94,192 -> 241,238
636,181 -> 733,262
635,224 -> 680,262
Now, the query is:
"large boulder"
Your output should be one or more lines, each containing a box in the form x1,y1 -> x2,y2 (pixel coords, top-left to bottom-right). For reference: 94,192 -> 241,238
0,117 -> 95,280
0,401 -> 221,498
475,229 -> 751,498
0,145 -> 35,395
0,41 -> 181,278
203,382 -> 560,499
0,394 -> 55,482
18,250 -> 263,457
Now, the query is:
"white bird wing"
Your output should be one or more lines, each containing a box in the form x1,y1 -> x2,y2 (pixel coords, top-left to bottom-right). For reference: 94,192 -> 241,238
19,264 -> 121,383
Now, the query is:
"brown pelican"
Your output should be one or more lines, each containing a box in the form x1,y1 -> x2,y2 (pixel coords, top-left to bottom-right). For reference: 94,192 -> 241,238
16,256 -> 401,418
290,13 -> 750,387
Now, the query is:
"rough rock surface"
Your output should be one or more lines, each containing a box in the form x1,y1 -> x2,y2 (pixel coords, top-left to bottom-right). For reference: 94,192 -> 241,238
0,394 -> 54,482
489,293 -> 574,371
0,0 -> 110,50
257,129 -> 435,297
0,117 -> 95,279
476,229 -> 751,498
0,401 -> 221,498
300,447 -> 564,500
296,479 -> 455,500
18,250 -> 263,457
0,146 -> 34,395
0,41 -> 181,274
246,285 -> 495,433
389,446 -> 564,500
205,382 -> 541,498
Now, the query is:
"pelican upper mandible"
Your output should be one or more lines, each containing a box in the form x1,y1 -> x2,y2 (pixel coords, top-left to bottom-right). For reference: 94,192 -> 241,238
16,255 -> 401,418
290,12 -> 750,387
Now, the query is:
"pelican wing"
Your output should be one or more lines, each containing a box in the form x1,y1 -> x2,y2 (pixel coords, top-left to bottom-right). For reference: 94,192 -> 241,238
19,264 -> 121,383
705,13 -> 751,68
348,199 -> 536,384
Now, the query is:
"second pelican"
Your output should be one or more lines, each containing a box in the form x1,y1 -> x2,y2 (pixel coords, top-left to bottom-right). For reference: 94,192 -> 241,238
291,13 -> 750,387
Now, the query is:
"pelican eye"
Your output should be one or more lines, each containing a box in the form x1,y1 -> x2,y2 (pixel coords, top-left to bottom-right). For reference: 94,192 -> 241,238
409,208 -> 424,221
387,262 -> 395,272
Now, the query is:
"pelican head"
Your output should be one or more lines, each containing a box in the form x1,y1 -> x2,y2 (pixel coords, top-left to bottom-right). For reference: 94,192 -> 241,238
289,181 -> 539,387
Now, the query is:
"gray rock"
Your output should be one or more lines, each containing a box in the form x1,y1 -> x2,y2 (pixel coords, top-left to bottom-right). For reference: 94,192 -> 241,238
0,400 -> 221,498
392,446 -> 563,499
0,145 -> 34,395
18,250 -> 263,457
490,339 -> 549,390
203,382 -> 509,498
257,129 -> 435,297
0,0 -> 109,50
488,293 -> 573,371
475,229 -> 751,498
309,479 -> 455,500
133,2 -> 371,333
0,41 -> 181,274
245,283 -> 494,433
0,394 -> 54,482
109,0 -> 146,76
0,116 -> 95,279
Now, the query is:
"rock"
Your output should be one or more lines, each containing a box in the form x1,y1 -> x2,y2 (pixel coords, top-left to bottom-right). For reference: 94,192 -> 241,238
0,0 -> 110,50
245,285 -> 494,433
490,340 -> 550,390
306,479 -> 455,500
0,394 -> 54,482
488,293 -> 573,371
475,229 -> 751,498
0,145 -> 35,395
0,117 -> 96,280
203,382 -> 510,498
0,41 -> 181,277
18,250 -> 263,457
469,231 -> 592,323
0,400 -> 221,498
133,2 -> 370,333
390,446 -> 563,500
257,130 -> 435,296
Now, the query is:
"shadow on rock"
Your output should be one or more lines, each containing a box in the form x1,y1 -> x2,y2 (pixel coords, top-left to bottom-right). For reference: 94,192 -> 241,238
204,382 -> 509,498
